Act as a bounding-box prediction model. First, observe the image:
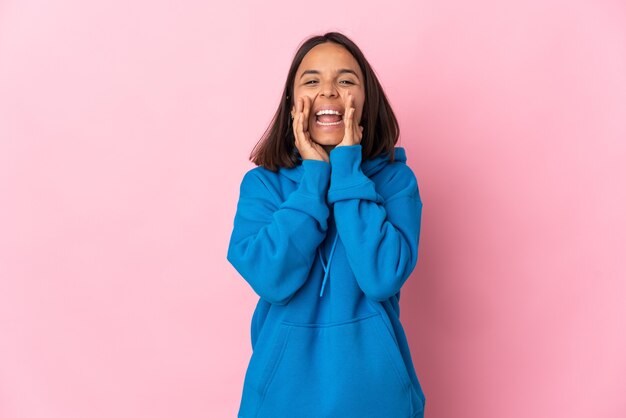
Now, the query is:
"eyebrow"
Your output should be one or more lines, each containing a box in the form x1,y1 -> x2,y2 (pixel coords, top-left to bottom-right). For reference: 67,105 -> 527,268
299,68 -> 359,79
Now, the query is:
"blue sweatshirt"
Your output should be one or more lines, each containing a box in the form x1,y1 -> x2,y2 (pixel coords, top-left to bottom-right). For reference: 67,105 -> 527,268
227,144 -> 426,418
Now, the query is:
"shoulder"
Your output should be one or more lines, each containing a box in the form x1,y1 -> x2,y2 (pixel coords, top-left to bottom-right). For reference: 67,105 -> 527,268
238,166 -> 284,204
240,165 -> 279,186
377,162 -> 421,203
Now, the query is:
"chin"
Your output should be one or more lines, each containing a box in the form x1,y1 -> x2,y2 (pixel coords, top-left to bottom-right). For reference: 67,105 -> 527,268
311,135 -> 342,145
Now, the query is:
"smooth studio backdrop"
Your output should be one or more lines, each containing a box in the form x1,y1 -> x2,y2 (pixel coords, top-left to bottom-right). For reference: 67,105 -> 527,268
1,1 -> 625,417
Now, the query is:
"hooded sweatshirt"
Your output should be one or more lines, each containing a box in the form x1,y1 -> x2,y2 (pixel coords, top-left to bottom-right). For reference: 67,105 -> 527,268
227,144 -> 426,418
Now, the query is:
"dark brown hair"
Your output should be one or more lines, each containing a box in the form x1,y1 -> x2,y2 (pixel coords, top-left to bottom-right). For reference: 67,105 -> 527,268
250,31 -> 400,171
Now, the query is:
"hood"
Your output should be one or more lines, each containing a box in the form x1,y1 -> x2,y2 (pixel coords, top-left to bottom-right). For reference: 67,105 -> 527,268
278,146 -> 407,182
277,146 -> 407,298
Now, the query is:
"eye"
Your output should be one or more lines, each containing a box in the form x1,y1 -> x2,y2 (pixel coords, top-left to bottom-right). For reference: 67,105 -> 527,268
304,80 -> 355,85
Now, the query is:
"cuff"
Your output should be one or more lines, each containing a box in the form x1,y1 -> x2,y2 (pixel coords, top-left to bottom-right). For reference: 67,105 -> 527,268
328,144 -> 381,204
299,159 -> 331,196
280,159 -> 331,229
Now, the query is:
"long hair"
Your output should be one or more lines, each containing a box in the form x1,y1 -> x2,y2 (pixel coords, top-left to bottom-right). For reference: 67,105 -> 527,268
250,31 -> 400,171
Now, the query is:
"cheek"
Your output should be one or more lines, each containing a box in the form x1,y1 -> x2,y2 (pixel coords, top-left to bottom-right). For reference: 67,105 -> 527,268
352,94 -> 364,111
292,93 -> 316,109
359,97 -> 365,120
356,99 -> 365,121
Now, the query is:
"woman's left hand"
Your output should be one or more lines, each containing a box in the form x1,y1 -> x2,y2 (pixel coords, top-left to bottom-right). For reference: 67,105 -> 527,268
336,91 -> 364,147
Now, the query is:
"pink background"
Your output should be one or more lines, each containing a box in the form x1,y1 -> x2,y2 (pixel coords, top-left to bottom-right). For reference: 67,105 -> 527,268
1,1 -> 625,417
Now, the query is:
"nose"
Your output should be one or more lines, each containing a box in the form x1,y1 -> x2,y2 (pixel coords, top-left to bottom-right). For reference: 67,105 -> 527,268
319,80 -> 338,98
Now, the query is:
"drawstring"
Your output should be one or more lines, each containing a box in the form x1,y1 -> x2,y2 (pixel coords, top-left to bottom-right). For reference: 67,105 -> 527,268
318,232 -> 339,297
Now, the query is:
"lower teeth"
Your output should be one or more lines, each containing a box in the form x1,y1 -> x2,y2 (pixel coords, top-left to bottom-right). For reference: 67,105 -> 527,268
316,119 -> 342,126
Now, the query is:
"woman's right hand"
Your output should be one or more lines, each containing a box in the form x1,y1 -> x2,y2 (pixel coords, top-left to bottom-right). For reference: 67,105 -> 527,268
291,96 -> 329,163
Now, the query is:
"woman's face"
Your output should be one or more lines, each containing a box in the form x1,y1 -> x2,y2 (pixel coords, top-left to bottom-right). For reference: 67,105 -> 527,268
291,42 -> 365,147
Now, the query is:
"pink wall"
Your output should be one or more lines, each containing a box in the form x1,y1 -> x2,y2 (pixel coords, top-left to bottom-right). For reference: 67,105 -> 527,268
1,1 -> 625,417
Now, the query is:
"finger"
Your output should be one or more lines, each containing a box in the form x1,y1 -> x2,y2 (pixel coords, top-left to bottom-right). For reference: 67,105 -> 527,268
292,99 -> 299,132
348,92 -> 354,117
312,142 -> 329,162
293,97 -> 300,138
292,113 -> 298,148
350,108 -> 356,141
351,104 -> 358,136
298,105 -> 305,139
345,98 -> 354,138
354,118 -> 361,143
347,93 -> 355,125
293,107 -> 302,146
303,96 -> 310,133
343,92 -> 351,123
297,97 -> 305,140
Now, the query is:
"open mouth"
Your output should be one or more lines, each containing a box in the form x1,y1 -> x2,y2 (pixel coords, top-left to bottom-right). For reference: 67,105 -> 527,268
315,109 -> 343,127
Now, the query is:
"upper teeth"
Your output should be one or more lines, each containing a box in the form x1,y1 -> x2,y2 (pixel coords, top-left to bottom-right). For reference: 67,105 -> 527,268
316,109 -> 341,116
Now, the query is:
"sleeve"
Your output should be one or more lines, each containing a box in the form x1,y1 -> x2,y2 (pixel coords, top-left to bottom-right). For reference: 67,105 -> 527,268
327,144 -> 423,302
226,160 -> 331,305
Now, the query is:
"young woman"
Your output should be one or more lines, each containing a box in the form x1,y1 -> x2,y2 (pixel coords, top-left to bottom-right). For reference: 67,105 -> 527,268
227,31 -> 426,418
